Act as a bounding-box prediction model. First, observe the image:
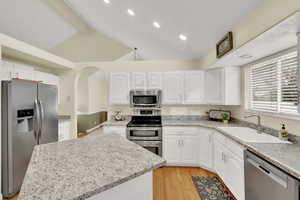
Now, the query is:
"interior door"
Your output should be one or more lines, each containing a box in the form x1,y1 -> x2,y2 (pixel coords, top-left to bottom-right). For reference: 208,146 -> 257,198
37,83 -> 58,144
4,80 -> 38,196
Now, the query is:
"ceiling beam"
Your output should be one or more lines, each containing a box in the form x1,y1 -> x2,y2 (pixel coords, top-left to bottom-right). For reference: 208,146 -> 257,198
44,0 -> 93,33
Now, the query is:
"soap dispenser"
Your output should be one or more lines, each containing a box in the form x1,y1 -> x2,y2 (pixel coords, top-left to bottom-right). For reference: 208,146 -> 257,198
279,124 -> 289,141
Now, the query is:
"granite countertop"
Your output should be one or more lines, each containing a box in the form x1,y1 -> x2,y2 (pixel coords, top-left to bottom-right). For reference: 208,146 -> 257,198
18,131 -> 165,200
59,115 -> 71,120
101,120 -> 129,126
163,119 -> 300,180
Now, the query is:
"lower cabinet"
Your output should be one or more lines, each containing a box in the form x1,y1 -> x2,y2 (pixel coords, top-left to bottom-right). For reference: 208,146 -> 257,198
214,136 -> 245,200
59,119 -> 71,141
102,126 -> 127,138
163,127 -> 213,167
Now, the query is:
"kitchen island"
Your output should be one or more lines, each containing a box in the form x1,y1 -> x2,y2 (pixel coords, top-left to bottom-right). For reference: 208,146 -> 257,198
18,130 -> 165,200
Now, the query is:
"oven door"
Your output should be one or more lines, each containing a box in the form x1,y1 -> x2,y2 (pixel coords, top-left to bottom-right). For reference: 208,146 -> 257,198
127,127 -> 162,141
132,140 -> 162,156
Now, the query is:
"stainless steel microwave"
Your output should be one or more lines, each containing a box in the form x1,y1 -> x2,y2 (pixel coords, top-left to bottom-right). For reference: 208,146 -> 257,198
130,89 -> 161,108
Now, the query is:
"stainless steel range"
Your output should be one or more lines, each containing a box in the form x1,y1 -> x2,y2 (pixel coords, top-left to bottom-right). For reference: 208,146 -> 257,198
127,90 -> 163,156
127,114 -> 162,156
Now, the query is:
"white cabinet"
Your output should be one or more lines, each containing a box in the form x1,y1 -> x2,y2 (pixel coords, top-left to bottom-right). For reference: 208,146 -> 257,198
204,67 -> 241,105
214,133 -> 245,200
147,72 -> 162,89
102,125 -> 127,138
13,63 -> 35,81
205,68 -> 224,104
1,60 -> 14,80
163,127 -> 209,166
184,71 -> 205,104
163,127 -> 214,168
180,136 -> 202,164
59,119 -> 70,141
109,73 -> 131,104
198,129 -> 214,170
163,72 -> 184,104
163,136 -> 181,163
131,72 -> 147,89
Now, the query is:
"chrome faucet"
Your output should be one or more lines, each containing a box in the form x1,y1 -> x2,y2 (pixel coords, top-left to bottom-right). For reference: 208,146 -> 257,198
244,113 -> 262,134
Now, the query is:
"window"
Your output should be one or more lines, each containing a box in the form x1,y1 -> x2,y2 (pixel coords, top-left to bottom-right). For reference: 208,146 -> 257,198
247,50 -> 299,115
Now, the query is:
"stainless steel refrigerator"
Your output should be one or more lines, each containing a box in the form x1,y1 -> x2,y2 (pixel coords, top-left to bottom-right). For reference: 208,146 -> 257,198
2,79 -> 58,198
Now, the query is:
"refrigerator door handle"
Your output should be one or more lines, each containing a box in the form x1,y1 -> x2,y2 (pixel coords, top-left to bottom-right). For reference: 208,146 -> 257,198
38,100 -> 45,141
34,99 -> 40,140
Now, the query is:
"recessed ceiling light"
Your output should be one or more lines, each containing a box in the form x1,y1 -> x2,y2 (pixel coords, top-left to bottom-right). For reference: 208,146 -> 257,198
179,34 -> 187,41
103,0 -> 110,4
239,54 -> 253,59
153,21 -> 161,29
127,9 -> 135,16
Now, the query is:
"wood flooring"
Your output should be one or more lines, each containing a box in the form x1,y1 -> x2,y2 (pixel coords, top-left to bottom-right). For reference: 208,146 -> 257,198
153,166 -> 217,200
6,166 -> 234,200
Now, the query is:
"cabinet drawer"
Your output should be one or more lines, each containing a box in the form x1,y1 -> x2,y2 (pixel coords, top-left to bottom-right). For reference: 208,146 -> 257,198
214,131 -> 245,158
163,127 -> 199,136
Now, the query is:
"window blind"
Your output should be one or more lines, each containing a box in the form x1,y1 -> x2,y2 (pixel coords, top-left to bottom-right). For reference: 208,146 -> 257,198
249,51 -> 299,114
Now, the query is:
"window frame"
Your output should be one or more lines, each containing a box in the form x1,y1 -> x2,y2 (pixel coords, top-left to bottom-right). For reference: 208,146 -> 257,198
244,46 -> 300,120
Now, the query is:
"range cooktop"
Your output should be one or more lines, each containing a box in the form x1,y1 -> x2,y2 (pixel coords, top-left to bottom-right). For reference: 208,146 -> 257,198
127,116 -> 162,127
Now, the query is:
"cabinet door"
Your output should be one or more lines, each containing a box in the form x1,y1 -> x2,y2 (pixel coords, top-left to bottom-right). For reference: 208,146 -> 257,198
1,60 -> 14,80
14,63 -> 35,81
184,71 -> 204,104
109,73 -> 130,104
205,68 -> 224,104
198,129 -> 214,169
214,140 -> 226,181
131,72 -> 146,89
181,136 -> 201,165
163,136 -> 181,164
223,148 -> 245,200
163,72 -> 184,104
147,72 -> 162,89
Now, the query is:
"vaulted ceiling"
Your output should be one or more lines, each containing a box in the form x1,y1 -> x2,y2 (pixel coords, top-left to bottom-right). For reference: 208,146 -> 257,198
0,0 -> 76,49
0,0 -> 261,61
66,0 -> 260,60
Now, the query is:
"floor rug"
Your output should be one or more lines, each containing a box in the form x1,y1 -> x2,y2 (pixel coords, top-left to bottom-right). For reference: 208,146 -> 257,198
192,176 -> 234,200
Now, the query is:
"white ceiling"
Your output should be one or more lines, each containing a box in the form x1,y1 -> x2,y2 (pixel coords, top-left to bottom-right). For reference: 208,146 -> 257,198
0,0 -> 77,50
66,0 -> 260,60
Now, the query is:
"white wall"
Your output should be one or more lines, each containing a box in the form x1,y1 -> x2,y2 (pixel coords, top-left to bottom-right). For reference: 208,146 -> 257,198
50,31 -> 131,62
199,0 -> 300,67
88,72 -> 108,113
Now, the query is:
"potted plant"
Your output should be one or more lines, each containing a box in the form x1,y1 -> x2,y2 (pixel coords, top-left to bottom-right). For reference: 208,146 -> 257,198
221,113 -> 230,124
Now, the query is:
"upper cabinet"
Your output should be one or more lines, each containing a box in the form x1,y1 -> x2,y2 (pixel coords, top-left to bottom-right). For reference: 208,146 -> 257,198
131,72 -> 147,89
109,72 -> 131,105
163,72 -> 184,104
147,72 -> 162,89
108,68 -> 241,105
205,67 -> 240,105
184,71 -> 205,104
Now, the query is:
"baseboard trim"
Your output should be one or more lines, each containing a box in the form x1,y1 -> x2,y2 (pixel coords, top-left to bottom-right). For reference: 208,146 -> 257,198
86,124 -> 102,133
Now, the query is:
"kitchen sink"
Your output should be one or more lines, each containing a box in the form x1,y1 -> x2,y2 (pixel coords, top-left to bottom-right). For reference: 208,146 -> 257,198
218,127 -> 291,144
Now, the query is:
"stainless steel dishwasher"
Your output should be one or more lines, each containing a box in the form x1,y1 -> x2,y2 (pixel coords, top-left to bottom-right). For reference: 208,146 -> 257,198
245,151 -> 299,200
